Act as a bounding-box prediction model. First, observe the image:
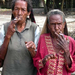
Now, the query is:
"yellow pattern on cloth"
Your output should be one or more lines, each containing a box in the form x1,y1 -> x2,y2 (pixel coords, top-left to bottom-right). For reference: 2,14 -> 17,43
45,35 -> 65,75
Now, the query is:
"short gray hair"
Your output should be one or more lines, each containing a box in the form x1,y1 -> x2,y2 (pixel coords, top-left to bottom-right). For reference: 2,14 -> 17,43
47,9 -> 66,25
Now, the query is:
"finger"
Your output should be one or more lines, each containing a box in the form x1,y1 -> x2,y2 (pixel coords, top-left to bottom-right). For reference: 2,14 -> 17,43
49,54 -> 57,59
13,25 -> 16,28
10,21 -> 16,27
54,56 -> 57,59
46,58 -> 48,61
48,56 -> 50,60
59,32 -> 66,41
57,41 -> 65,50
52,54 -> 56,59
55,32 -> 64,41
28,43 -> 33,48
13,29 -> 16,32
26,41 -> 32,45
66,37 -> 70,43
57,38 -> 68,47
25,41 -> 28,44
44,55 -> 48,61
55,32 -> 62,39
57,38 -> 64,44
57,40 -> 69,51
32,45 -> 36,49
26,42 -> 33,48
57,39 -> 63,46
50,54 -> 54,59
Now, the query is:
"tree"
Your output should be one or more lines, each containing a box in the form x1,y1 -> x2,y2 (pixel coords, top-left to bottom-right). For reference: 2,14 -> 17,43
42,0 -> 48,14
5,0 -> 12,8
0,0 -> 5,8
61,0 -> 64,11
71,0 -> 73,12
52,0 -> 55,9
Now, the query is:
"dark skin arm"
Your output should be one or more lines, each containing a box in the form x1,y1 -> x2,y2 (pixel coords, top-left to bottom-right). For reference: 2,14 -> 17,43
25,41 -> 36,58
0,20 -> 17,62
55,32 -> 72,68
0,35 -> 11,67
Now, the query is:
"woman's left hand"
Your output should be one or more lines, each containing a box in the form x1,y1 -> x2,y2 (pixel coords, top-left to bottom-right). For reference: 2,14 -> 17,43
25,41 -> 36,51
25,41 -> 36,57
55,32 -> 70,54
55,32 -> 72,67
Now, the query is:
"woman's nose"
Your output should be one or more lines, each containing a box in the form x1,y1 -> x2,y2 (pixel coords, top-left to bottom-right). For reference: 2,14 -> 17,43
18,10 -> 22,15
55,25 -> 59,30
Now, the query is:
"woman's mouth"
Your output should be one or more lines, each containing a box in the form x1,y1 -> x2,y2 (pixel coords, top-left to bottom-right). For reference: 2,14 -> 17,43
14,17 -> 21,21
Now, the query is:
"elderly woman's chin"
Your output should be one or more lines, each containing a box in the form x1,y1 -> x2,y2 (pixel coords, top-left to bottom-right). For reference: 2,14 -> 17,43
17,20 -> 23,24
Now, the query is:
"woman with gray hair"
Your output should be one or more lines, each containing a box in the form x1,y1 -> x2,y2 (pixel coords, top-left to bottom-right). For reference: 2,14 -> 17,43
33,9 -> 75,75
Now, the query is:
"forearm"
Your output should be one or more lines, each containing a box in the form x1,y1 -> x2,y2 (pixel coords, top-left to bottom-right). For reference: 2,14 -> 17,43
0,35 -> 10,60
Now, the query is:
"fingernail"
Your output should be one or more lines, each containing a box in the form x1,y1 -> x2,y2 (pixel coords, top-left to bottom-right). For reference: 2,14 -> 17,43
27,46 -> 28,48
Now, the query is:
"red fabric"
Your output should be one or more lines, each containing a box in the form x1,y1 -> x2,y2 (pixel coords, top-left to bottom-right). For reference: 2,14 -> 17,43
33,33 -> 75,75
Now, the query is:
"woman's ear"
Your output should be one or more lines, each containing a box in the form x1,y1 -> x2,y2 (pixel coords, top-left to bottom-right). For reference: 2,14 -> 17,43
27,12 -> 31,16
47,18 -> 50,29
47,24 -> 50,33
12,10 -> 15,17
47,24 -> 50,30
63,22 -> 66,29
12,10 -> 14,15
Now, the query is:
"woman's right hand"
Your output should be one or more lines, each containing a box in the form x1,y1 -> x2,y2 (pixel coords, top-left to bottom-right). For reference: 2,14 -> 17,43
42,54 -> 56,66
6,20 -> 18,39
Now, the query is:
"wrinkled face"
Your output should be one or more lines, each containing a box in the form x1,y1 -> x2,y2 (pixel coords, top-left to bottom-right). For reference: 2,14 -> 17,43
12,0 -> 30,24
48,15 -> 65,37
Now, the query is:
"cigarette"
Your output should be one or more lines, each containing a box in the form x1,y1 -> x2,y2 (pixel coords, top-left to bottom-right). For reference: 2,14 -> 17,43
59,33 -> 63,36
14,18 -> 17,21
14,17 -> 21,21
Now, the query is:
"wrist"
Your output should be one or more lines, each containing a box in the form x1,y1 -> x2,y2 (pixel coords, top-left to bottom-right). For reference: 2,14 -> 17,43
64,50 -> 70,56
29,49 -> 36,58
64,52 -> 70,58
5,34 -> 11,39
64,51 -> 70,61
42,58 -> 46,66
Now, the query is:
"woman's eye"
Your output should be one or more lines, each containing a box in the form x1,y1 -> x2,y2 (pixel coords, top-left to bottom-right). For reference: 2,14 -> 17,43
14,8 -> 18,10
58,23 -> 62,25
58,23 -> 61,25
22,9 -> 26,11
51,23 -> 55,25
